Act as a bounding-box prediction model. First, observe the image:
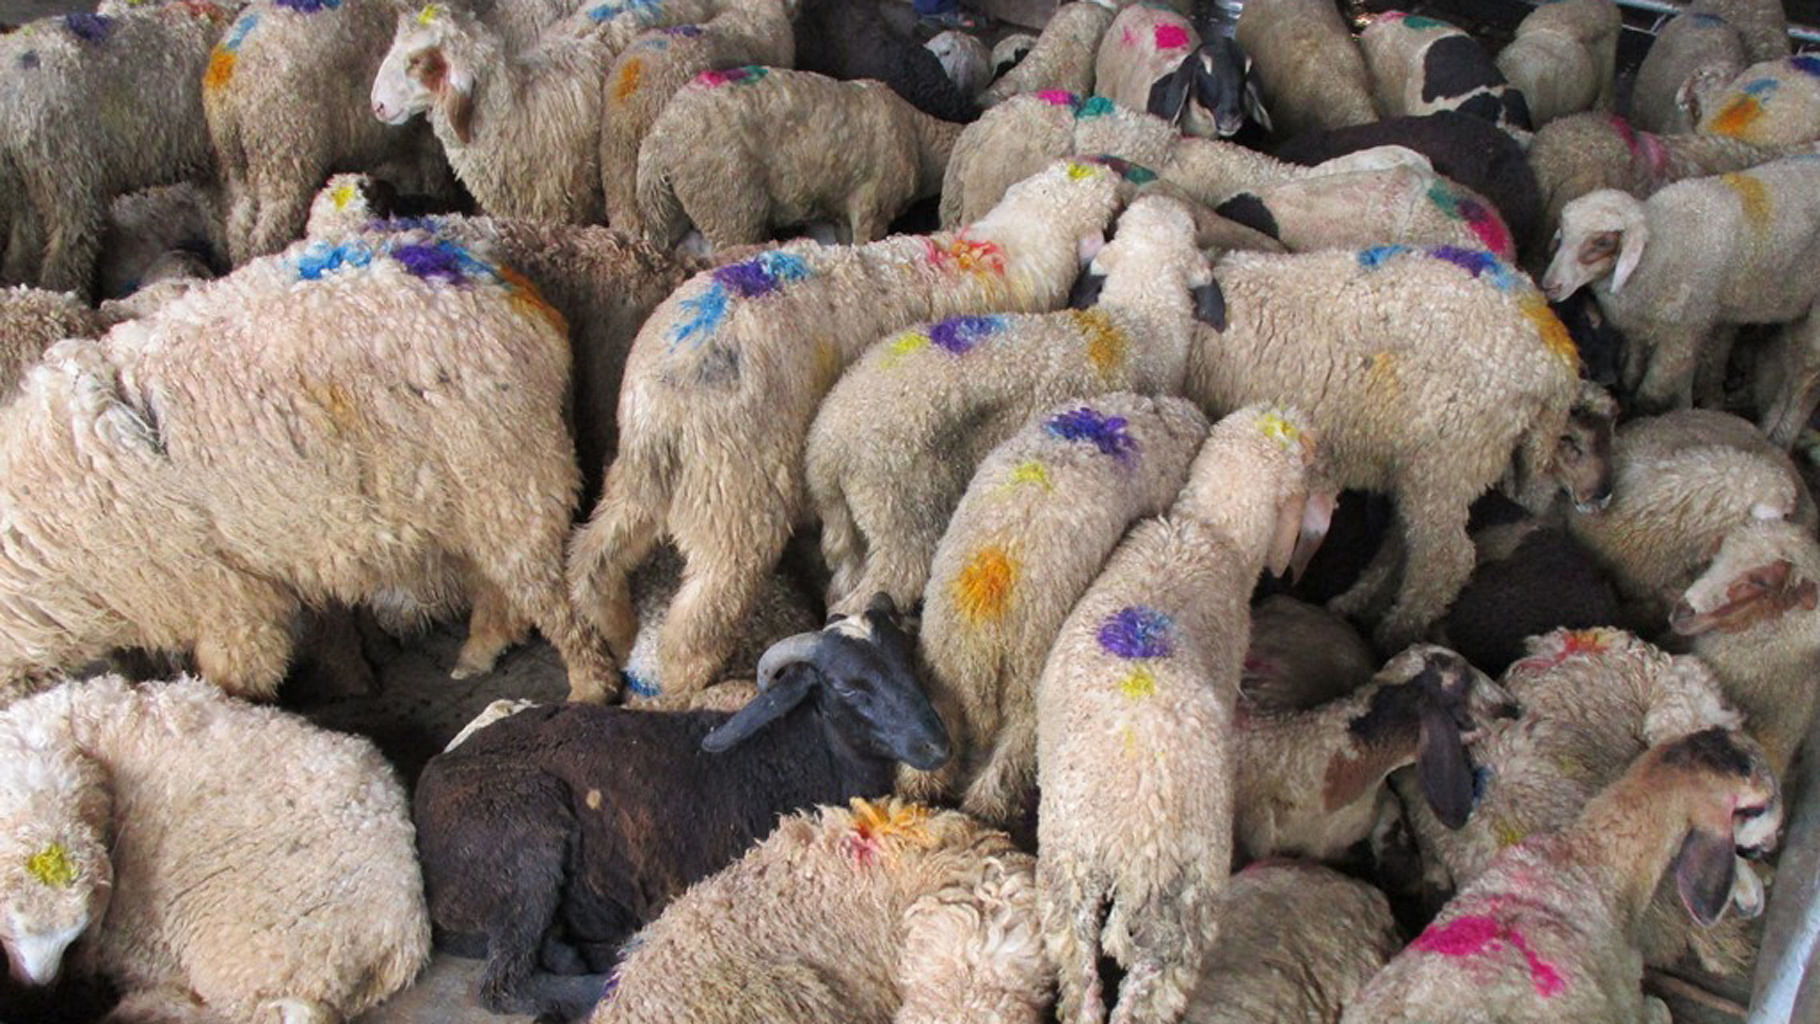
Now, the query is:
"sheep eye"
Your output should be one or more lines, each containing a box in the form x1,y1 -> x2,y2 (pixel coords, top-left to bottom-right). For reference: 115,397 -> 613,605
1580,233 -> 1618,263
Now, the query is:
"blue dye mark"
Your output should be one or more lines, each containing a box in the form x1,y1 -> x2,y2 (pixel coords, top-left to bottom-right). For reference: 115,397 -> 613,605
1793,55 -> 1820,79
1097,606 -> 1173,659
662,23 -> 702,36
223,13 -> 259,49
1742,76 -> 1780,98
365,215 -> 445,234
61,12 -> 112,43
1357,244 -> 1413,269
273,0 -> 340,11
295,240 -> 375,280
670,282 -> 731,346
1076,95 -> 1116,118
623,669 -> 660,698
1046,406 -> 1137,461
1426,245 -> 1520,291
588,0 -> 664,22
670,252 -> 810,347
928,314 -> 1002,354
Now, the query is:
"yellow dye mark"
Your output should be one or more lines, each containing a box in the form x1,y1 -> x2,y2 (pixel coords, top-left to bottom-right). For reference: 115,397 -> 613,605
1119,723 -> 1142,758
26,844 -> 76,889
1255,410 -> 1303,451
612,57 -> 643,103
952,545 -> 1017,623
1006,459 -> 1052,491
417,3 -> 444,24
1520,294 -> 1579,369
497,264 -> 568,334
1071,308 -> 1126,379
1492,817 -> 1527,848
1722,173 -> 1773,232
882,331 -> 931,368
308,381 -> 361,433
1117,665 -> 1157,700
849,797 -> 932,845
1708,95 -> 1764,139
1366,351 -> 1399,395
1550,753 -> 1592,782
1065,160 -> 1108,181
203,48 -> 235,91
330,182 -> 357,211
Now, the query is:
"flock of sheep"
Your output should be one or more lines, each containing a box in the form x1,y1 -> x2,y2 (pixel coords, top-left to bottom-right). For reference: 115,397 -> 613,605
2,0 -> 1820,1020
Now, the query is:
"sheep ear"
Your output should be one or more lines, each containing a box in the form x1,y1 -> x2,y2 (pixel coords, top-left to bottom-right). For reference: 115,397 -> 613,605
1146,61 -> 1194,125
1242,75 -> 1271,133
701,664 -> 816,753
435,51 -> 475,144
1418,701 -> 1476,830
1673,825 -> 1738,927
1610,220 -> 1647,295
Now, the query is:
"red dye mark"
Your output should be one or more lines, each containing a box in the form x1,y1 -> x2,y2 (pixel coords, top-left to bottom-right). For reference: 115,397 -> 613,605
1460,197 -> 1513,259
1413,915 -> 1566,998
1154,24 -> 1190,50
1035,89 -> 1077,107
924,235 -> 1006,276
1513,629 -> 1610,673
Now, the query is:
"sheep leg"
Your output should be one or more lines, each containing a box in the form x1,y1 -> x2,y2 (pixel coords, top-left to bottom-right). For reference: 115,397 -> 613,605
1632,323 -> 1707,414
1693,324 -> 1739,409
1759,312 -> 1820,449
468,540 -> 617,703
569,453 -> 667,664
192,582 -> 303,701
239,155 -> 321,264
1042,865 -> 1110,1024
962,716 -> 1039,829
287,604 -> 378,698
1374,486 -> 1474,653
1330,525 -> 1405,622
23,165 -> 101,298
452,572 -> 533,679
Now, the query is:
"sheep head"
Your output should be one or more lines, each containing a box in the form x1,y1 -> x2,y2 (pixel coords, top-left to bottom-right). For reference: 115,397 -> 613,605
1552,381 -> 1617,513
1651,728 -> 1781,926
1542,189 -> 1648,301
372,4 -> 477,143
703,594 -> 952,771
1671,519 -> 1820,637
1151,38 -> 1272,139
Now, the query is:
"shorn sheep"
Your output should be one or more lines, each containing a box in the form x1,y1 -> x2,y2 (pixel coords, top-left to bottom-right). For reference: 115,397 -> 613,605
1185,243 -> 1616,651
413,597 -> 950,1020
1233,0 -> 1376,138
635,67 -> 963,251
1038,404 -> 1331,1024
0,1 -> 231,298
901,392 -> 1211,826
589,799 -> 1049,1024
807,194 -> 1217,616
566,158 -> 1124,705
0,224 -> 616,705
0,675 -> 429,1022
1493,0 -> 1619,128
1358,11 -> 1531,138
1541,156 -> 1820,428
1344,727 -> 1782,1024
979,0 -> 1114,108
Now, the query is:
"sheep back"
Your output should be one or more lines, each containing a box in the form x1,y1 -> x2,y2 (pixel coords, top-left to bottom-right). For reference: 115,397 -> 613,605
1234,0 -> 1376,138
1698,55 -> 1820,146
980,1 -> 1114,108
1632,11 -> 1750,134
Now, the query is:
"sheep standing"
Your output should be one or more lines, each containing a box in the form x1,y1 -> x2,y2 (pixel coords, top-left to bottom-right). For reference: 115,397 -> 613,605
807,194 -> 1214,616
0,224 -> 615,704
1091,4 -> 1263,139
1344,727 -> 1782,1024
636,67 -> 963,251
1493,0 -> 1619,128
1038,404 -> 1329,1024
901,393 -> 1210,825
0,2 -> 231,297
1233,0 -> 1376,138
1185,244 -> 1614,651
566,159 -> 1123,706
1541,157 -> 1820,424
1697,55 -> 1820,146
589,799 -> 1049,1024
0,675 -> 429,1021
1358,12 -> 1530,138
980,1 -> 1115,108
1631,11 -> 1750,134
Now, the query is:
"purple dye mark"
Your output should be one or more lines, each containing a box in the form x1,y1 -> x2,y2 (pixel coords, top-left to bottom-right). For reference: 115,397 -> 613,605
273,0 -> 341,11
1097,606 -> 1174,659
1036,89 -> 1078,107
392,242 -> 471,285
1046,406 -> 1137,461
710,251 -> 809,297
663,23 -> 703,36
1793,55 -> 1820,79
1413,914 -> 1566,998
1426,245 -> 1519,291
62,13 -> 112,43
928,314 -> 1002,354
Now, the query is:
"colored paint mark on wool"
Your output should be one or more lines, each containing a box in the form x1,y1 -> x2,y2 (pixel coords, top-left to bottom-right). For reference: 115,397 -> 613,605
1076,95 -> 1115,118
1520,294 -> 1579,368
1708,93 -> 1766,139
1035,89 -> 1079,107
929,314 -> 1004,355
27,843 -> 77,888
696,64 -> 767,87
663,23 -> 702,36
1047,407 -> 1137,462
623,668 -> 660,699
1722,172 -> 1773,232
1097,606 -> 1173,659
1153,24 -> 1190,50
1357,243 -> 1412,270
882,330 -> 930,367
1255,410 -> 1304,453
670,252 -> 810,346
273,0 -> 340,13
329,182 -> 359,211
588,0 -> 664,23
205,12 -> 259,90
497,263 -> 568,334
393,239 -> 490,285
61,12 -> 112,43
1426,245 -> 1520,292
1413,915 -> 1566,998
953,545 -> 1017,623
295,239 -> 375,280
1117,665 -> 1157,700
925,236 -> 1006,276
1426,180 -> 1513,259
1794,55 -> 1820,79
844,798 -> 932,867
1082,154 -> 1158,184
1513,627 -> 1613,673
1400,14 -> 1448,30
1006,459 -> 1052,491
614,57 -> 643,101
1071,309 -> 1126,377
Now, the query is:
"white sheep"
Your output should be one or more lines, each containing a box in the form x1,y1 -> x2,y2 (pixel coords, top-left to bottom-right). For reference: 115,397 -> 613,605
0,674 -> 429,1022
588,798 -> 1049,1024
0,286 -> 101,399
1344,727 -> 1782,1023
0,224 -> 616,704
1359,11 -> 1530,138
1631,10 -> 1750,134
900,392 -> 1210,826
928,28 -> 991,98
566,158 -> 1124,706
1038,404 -> 1329,1024
1540,157 -> 1820,425
1092,4 -> 1259,139
1233,0 -> 1376,138
979,1 -> 1115,108
1186,243 -> 1616,651
1213,161 -> 1518,260
1493,0 -> 1619,128
807,194 -> 1214,616
635,67 -> 963,251
0,2 -> 232,297
1697,55 -> 1820,146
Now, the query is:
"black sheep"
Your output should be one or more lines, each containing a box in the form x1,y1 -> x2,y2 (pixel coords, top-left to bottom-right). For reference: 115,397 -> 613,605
413,594 -> 951,1021
794,0 -> 978,123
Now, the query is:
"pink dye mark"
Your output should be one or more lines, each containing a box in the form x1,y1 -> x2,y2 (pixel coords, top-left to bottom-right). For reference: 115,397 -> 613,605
1036,89 -> 1077,107
1460,197 -> 1514,259
1377,10 -> 1409,21
1121,26 -> 1137,45
1154,24 -> 1190,50
1413,915 -> 1566,998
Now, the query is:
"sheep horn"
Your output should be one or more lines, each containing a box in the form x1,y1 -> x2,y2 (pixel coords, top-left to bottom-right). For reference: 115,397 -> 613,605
754,630 -> 825,692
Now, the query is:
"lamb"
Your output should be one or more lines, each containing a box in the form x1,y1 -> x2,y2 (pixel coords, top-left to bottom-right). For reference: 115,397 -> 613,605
0,674 -> 429,1021
589,798 -> 1048,1024
1344,727 -> 1782,1023
1564,409 -> 1815,628
1672,518 -> 1820,779
1183,861 -> 1401,1024
1631,11 -> 1750,134
1242,594 -> 1377,711
1212,162 -> 1517,260
1038,404 -> 1330,1024
0,286 -> 101,398
792,0 -> 976,122
1394,627 -> 1760,975
898,392 -> 1211,826
807,194 -> 1216,617
414,598 -> 951,1020
566,158 -> 1123,706
1358,11 -> 1531,138
635,67 -> 964,251
1091,3 -> 1266,139
1541,158 -> 1820,422
1235,644 -> 1518,865
1493,0 -> 1619,128
0,1 -> 232,297
1233,0 -> 1376,138
928,29 -> 991,98
1697,55 -> 1820,146
1185,243 -> 1616,651
979,1 -> 1114,108
0,224 -> 616,705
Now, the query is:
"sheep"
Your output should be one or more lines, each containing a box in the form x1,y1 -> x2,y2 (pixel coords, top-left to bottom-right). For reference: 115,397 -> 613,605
1038,404 -> 1331,1024
991,31 -> 1038,82
792,0 -> 976,122
1242,594 -> 1377,711
928,29 -> 991,98
1631,11 -> 1750,134
1092,3 -> 1266,140
1183,861 -> 1401,1024
1233,0 -> 1376,138
0,1 -> 232,298
588,798 -> 1048,1024
1358,12 -> 1531,139
1692,0 -> 1791,64
97,182 -> 225,301
1493,0 -> 1619,128
1672,517 -> 1820,779
414,597 -> 951,1020
0,286 -> 101,398
1697,55 -> 1820,147
898,392 -> 1211,826
807,194 -> 1215,617
1184,243 -> 1615,652
979,1 -> 1114,108
599,3 -> 797,231
1344,726 -> 1782,1024
0,674 -> 429,1021
1563,409 -> 1815,628
0,223 -> 617,705
1212,161 -> 1517,260
1541,157 -> 1820,422
635,68 -> 963,252
1393,627 -> 1760,976
566,158 -> 1124,706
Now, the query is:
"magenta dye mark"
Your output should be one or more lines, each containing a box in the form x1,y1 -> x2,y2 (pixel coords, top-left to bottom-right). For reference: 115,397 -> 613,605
1035,90 -> 1078,107
1413,914 -> 1566,997
1097,606 -> 1174,659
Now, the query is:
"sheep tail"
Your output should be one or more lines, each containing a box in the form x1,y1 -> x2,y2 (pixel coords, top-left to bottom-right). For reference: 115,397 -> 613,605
1042,865 -> 1111,1024
634,140 -> 689,250
568,436 -> 672,658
